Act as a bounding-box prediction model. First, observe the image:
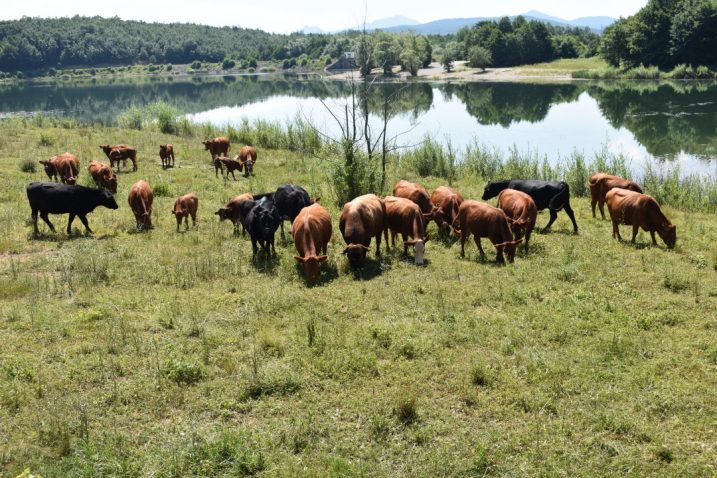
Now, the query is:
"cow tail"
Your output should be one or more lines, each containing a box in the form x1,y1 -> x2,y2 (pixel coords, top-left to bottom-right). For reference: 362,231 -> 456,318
548,183 -> 570,211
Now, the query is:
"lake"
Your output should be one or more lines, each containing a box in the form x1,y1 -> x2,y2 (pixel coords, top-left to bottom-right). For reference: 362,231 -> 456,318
1,75 -> 716,176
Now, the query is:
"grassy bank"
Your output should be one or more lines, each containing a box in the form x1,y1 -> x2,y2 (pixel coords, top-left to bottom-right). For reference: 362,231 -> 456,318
1,119 -> 717,476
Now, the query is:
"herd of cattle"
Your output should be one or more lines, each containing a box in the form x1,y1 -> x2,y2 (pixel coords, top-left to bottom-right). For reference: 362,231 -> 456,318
25,133 -> 678,284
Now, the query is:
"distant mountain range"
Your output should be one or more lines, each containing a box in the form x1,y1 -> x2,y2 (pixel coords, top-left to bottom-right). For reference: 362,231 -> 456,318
301,11 -> 615,35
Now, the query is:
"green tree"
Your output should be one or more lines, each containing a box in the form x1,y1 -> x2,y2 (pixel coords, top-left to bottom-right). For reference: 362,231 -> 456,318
468,46 -> 492,71
400,48 -> 421,76
442,42 -> 458,73
373,33 -> 400,75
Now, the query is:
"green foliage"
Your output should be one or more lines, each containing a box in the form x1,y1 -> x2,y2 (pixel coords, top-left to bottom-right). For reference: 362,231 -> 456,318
373,32 -> 401,75
330,140 -> 378,206
221,58 -> 236,70
117,105 -> 144,130
441,42 -> 458,72
37,133 -> 54,146
18,158 -> 37,173
599,0 -> 717,69
403,136 -> 456,180
164,359 -> 204,385
184,431 -> 265,475
468,45 -> 492,71
393,394 -> 418,425
190,60 -> 202,70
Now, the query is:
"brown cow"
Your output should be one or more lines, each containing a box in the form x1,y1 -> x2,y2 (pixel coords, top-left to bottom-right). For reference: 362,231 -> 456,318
215,193 -> 253,235
430,186 -> 464,235
384,196 -> 429,264
589,173 -> 643,219
339,194 -> 388,268
393,180 -> 439,225
202,137 -> 230,160
128,180 -> 153,230
453,200 -> 522,263
606,188 -> 676,248
292,203 -> 332,284
237,146 -> 257,177
159,144 -> 175,169
101,144 -> 137,172
213,156 -> 243,180
40,153 -> 79,184
88,160 -> 118,194
172,192 -> 198,232
497,189 -> 537,251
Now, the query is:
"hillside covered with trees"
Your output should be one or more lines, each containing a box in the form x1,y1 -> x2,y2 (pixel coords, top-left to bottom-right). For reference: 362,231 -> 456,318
0,16 -> 434,74
599,0 -> 717,69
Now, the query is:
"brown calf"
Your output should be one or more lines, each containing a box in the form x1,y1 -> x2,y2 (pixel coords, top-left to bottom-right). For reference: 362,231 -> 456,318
430,186 -> 464,235
172,192 -> 198,231
589,173 -> 643,219
393,180 -> 439,225
40,153 -> 79,184
128,180 -> 153,230
339,194 -> 388,268
497,189 -> 537,251
214,156 -> 243,180
237,146 -> 257,177
606,188 -> 676,248
202,137 -> 230,160
292,203 -> 332,284
159,144 -> 175,169
101,144 -> 137,172
215,193 -> 253,235
88,160 -> 117,194
384,196 -> 429,264
39,156 -> 60,181
453,200 -> 522,263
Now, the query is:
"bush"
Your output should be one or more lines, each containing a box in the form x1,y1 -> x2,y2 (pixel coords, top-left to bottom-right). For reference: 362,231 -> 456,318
117,105 -> 144,130
38,133 -> 54,146
152,183 -> 172,198
166,63 -> 173,71
190,60 -> 202,70
248,59 -> 258,68
148,101 -> 179,134
19,158 -> 37,173
468,46 -> 492,71
330,141 -> 378,206
403,135 -> 456,179
393,395 -> 418,425
164,359 -> 203,385
222,58 -> 236,70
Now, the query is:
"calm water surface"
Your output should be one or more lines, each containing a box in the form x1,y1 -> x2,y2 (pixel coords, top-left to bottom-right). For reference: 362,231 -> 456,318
2,75 -> 716,175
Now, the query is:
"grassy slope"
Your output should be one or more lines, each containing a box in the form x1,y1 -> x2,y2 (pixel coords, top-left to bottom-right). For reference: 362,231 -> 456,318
1,122 -> 716,477
514,57 -> 608,77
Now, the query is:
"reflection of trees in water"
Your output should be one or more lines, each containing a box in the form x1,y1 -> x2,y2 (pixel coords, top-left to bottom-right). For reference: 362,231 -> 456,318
363,83 -> 433,122
587,82 -> 717,159
437,82 -> 584,127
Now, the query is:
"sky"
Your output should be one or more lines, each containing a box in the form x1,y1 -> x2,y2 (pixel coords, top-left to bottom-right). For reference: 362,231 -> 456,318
0,0 -> 648,33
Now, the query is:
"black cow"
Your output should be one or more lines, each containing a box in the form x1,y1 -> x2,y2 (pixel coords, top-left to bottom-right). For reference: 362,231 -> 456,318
244,197 -> 281,261
254,184 -> 314,239
482,180 -> 578,233
26,182 -> 119,236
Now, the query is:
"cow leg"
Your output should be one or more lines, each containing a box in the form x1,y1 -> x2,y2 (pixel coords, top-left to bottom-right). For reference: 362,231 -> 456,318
630,224 -> 639,243
280,222 -> 285,240
402,233 -> 409,255
65,213 -> 76,235
460,232 -> 466,257
78,214 -> 93,234
591,197 -> 597,218
390,230 -> 396,249
376,233 -> 382,256
39,212 -> 56,233
564,202 -> 579,233
543,209 -> 558,232
132,159 -> 137,172
230,171 -> 236,181
598,201 -> 607,220
251,239 -> 258,262
525,230 -> 531,252
650,231 -> 657,246
495,245 -> 505,264
475,237 -> 486,258
190,213 -> 196,229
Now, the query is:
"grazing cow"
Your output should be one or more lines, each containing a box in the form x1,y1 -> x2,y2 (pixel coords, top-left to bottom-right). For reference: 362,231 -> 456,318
384,196 -> 429,264
215,193 -> 254,235
172,192 -> 198,231
202,137 -> 230,160
100,144 -> 137,172
430,186 -> 464,235
26,182 -> 118,236
238,146 -> 257,177
393,180 -> 439,225
213,156 -> 243,180
497,189 -> 537,251
482,180 -> 578,233
292,203 -> 332,284
339,194 -> 388,268
128,180 -> 153,230
588,173 -> 643,219
453,200 -> 522,263
256,184 -> 316,239
244,197 -> 281,261
40,153 -> 79,184
159,144 -> 175,169
606,188 -> 676,248
87,160 -> 118,194
39,156 -> 60,181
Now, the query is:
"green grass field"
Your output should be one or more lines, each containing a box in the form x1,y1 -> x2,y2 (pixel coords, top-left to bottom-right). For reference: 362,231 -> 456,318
515,57 -> 609,77
1,120 -> 716,477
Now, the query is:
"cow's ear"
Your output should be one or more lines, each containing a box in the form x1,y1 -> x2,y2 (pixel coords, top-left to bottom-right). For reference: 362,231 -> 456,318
317,255 -> 328,262
311,197 -> 320,203
341,247 -> 349,254
294,255 -> 305,263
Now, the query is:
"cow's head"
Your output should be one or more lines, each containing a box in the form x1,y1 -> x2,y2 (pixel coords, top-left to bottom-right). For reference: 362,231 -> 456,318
294,254 -> 328,284
99,189 -> 120,210
404,235 -> 430,265
159,144 -> 170,154
310,197 -> 320,204
202,140 -> 212,151
342,243 -> 369,268
243,158 -> 254,177
431,205 -> 452,233
659,224 -> 677,249
257,205 -> 279,237
105,172 -> 118,194
39,159 -> 56,179
496,239 -> 522,263
215,207 -> 231,221
99,145 -> 112,156
482,182 -> 504,200
629,182 -> 644,194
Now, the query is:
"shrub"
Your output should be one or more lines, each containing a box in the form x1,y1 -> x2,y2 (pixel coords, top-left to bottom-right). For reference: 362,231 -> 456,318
37,133 -> 54,146
152,183 -> 172,197
190,60 -> 202,70
403,135 -> 456,179
164,359 -> 203,385
117,105 -> 144,130
393,395 -> 418,425
184,431 -> 265,475
19,158 -> 37,173
166,63 -> 173,71
222,58 -> 236,70
248,59 -> 258,68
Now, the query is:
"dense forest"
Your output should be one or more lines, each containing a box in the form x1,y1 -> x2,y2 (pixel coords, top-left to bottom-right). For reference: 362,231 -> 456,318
599,0 -> 717,68
452,16 -> 600,68
0,16 -> 434,74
